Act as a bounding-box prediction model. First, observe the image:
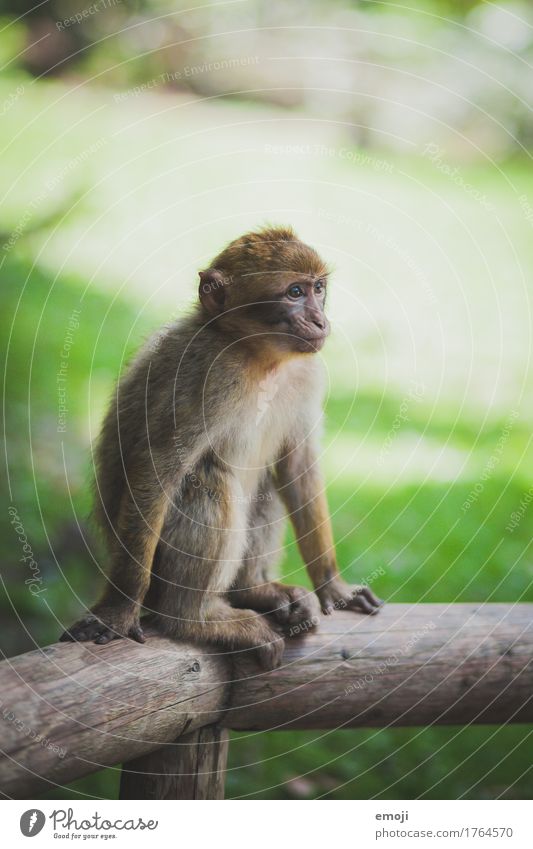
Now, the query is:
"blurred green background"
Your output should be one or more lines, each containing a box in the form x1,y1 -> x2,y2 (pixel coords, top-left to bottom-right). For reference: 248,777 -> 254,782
1,0 -> 533,800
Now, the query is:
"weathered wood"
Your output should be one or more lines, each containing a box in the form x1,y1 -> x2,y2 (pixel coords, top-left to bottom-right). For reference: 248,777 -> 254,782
226,605 -> 533,730
0,604 -> 531,798
0,632 -> 231,798
119,725 -> 229,799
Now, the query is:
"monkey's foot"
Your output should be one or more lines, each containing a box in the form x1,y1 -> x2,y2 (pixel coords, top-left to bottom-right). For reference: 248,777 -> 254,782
253,631 -> 285,671
59,609 -> 146,645
268,585 -> 321,637
316,579 -> 383,616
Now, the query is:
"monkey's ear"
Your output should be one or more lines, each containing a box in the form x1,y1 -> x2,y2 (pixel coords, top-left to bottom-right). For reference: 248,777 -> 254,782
198,268 -> 228,315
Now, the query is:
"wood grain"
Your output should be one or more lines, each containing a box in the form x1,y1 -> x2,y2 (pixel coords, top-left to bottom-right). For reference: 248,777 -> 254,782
0,632 -> 231,798
0,604 -> 531,798
227,604 -> 533,730
120,725 -> 229,799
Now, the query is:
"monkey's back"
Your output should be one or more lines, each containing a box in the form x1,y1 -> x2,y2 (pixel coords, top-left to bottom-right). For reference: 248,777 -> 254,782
91,315 -> 204,542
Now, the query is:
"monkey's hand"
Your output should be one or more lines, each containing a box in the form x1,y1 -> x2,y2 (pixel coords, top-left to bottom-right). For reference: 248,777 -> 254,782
315,578 -> 383,616
59,604 -> 146,645
267,585 -> 321,636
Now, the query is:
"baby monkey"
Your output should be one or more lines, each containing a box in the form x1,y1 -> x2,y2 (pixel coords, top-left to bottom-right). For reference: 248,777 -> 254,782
61,226 -> 382,668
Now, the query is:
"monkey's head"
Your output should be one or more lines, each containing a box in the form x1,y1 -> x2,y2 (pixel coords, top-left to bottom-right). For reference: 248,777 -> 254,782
198,226 -> 330,356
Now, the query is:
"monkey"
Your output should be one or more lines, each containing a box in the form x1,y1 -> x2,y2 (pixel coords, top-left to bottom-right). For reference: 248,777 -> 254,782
60,226 -> 382,669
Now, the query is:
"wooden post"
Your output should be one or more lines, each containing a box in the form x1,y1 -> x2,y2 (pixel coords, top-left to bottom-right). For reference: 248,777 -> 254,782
119,725 -> 229,800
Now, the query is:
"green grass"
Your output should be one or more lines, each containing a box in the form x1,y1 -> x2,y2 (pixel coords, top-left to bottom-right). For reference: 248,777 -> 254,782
2,75 -> 533,800
1,251 -> 156,655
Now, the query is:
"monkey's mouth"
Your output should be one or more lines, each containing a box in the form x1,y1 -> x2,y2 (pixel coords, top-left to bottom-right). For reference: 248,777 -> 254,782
269,319 -> 329,352
293,332 -> 328,351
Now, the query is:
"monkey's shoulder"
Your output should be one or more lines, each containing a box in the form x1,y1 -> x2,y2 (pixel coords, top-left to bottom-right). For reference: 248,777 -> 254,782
118,317 -> 211,392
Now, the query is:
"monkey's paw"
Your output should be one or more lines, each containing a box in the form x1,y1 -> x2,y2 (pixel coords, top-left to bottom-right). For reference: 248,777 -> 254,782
59,608 -> 146,645
254,631 -> 285,671
269,585 -> 321,637
316,579 -> 383,616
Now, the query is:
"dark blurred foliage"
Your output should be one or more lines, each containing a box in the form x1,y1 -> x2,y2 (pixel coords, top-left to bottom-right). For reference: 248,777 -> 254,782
1,1 -> 533,156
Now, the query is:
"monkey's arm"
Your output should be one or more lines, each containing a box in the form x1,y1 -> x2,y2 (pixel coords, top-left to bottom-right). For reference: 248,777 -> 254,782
276,441 -> 383,616
61,413 -> 210,645
60,462 -> 172,644
97,476 -> 170,638
61,332 -> 227,645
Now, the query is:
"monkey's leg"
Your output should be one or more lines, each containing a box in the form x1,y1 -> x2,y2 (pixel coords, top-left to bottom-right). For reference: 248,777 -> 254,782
146,478 -> 285,670
172,598 -> 284,670
277,442 -> 383,616
150,570 -> 285,671
228,476 -> 320,635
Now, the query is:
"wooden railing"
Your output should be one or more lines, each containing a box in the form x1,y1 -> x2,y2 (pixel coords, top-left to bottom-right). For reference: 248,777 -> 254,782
1,604 -> 532,799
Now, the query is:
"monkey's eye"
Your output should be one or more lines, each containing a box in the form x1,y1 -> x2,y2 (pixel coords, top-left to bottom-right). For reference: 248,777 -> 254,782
314,280 -> 326,296
287,284 -> 305,299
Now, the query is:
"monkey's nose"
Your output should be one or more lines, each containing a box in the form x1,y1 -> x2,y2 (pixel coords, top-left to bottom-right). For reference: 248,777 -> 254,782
308,313 -> 327,331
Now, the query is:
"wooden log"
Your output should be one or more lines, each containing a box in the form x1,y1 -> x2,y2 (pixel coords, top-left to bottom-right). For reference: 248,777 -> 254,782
0,632 -> 231,798
226,604 -> 533,730
0,604 -> 531,798
119,725 -> 229,799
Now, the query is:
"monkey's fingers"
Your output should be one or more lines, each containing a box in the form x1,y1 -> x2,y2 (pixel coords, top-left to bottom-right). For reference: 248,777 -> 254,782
357,585 -> 384,607
347,595 -> 378,615
60,611 -> 146,645
94,624 -> 146,645
269,586 -> 320,636
94,629 -> 117,645
264,616 -> 286,636
346,586 -> 383,615
128,624 -> 146,643
59,631 -> 75,642
254,635 -> 285,671
59,616 -> 109,643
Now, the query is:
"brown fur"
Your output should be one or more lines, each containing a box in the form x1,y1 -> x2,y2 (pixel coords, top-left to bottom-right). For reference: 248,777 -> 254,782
60,227 -> 382,668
